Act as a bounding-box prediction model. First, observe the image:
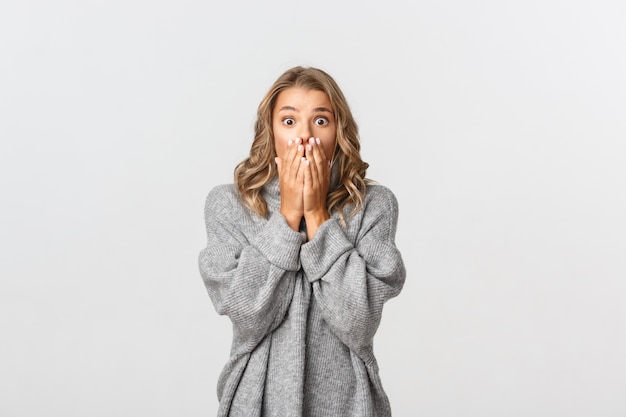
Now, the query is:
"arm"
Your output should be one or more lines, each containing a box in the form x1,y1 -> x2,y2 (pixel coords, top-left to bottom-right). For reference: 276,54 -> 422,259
198,186 -> 303,352
299,187 -> 406,358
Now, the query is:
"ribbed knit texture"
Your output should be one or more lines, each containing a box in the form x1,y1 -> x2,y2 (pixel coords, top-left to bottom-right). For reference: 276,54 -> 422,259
198,173 -> 406,417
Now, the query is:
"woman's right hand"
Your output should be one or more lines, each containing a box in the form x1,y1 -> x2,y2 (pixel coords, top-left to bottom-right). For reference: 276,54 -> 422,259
275,137 -> 305,231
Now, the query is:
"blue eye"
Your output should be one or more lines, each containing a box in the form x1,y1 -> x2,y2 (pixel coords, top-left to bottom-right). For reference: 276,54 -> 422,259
283,118 -> 295,126
315,117 -> 329,126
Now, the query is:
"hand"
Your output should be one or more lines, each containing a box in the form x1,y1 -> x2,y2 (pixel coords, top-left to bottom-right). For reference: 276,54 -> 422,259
303,137 -> 331,237
275,137 -> 305,231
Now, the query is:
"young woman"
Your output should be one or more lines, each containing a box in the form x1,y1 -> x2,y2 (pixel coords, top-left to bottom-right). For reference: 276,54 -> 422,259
199,66 -> 406,417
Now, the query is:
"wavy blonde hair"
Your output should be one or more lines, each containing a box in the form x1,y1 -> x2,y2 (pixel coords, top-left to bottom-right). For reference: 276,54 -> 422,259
234,66 -> 370,221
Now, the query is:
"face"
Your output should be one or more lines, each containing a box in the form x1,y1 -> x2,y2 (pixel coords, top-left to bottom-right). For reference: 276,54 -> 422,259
272,87 -> 337,161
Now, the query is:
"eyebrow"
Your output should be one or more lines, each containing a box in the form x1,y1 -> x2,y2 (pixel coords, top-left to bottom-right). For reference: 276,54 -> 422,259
277,105 -> 333,114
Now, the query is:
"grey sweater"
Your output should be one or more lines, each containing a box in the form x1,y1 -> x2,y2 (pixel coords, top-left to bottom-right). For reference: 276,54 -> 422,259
198,175 -> 406,417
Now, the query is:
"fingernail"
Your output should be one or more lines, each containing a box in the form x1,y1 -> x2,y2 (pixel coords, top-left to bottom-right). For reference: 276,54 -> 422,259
288,139 -> 293,146
316,138 -> 321,145
296,137 -> 302,144
306,159 -> 310,166
307,145 -> 312,151
298,145 -> 303,151
309,137 -> 315,144
328,160 -> 331,167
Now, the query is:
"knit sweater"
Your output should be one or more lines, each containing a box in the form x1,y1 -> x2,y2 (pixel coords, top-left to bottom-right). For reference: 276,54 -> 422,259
198,174 -> 406,417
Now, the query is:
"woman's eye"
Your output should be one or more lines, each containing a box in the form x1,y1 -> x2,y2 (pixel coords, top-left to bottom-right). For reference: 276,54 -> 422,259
315,117 -> 329,126
283,118 -> 295,126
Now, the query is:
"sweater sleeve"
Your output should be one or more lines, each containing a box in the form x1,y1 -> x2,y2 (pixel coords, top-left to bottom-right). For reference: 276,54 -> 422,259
198,186 -> 303,353
299,186 -> 406,358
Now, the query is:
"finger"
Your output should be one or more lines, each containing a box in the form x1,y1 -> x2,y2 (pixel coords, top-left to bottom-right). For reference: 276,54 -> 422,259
292,138 -> 306,162
275,157 -> 282,175
293,141 -> 306,185
312,137 -> 329,171
296,156 -> 306,185
286,138 -> 303,182
310,137 -> 328,184
284,138 -> 297,169
303,156 -> 311,189
306,143 -> 321,188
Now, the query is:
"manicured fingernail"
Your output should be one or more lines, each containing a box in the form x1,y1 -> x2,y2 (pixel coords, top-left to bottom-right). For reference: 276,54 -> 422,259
316,138 -> 321,145
307,145 -> 312,151
298,144 -> 303,151
306,159 -> 310,166
309,137 -> 315,144
275,157 -> 279,164
328,160 -> 331,167
296,137 -> 301,144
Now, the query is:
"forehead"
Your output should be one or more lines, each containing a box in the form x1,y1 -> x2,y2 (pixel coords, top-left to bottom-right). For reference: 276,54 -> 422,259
273,87 -> 333,112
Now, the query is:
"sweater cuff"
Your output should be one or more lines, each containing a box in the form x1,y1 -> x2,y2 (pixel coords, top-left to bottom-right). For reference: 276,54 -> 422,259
252,212 -> 303,271
300,218 -> 353,282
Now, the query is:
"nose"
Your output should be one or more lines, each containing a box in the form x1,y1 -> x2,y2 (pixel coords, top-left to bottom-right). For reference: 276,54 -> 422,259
298,122 -> 312,140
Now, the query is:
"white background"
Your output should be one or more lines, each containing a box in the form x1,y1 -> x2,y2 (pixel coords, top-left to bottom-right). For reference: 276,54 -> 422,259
1,0 -> 625,416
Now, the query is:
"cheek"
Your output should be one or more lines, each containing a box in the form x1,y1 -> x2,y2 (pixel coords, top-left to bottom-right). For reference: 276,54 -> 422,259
274,140 -> 285,159
323,136 -> 337,159
272,123 -> 286,158
274,134 -> 290,159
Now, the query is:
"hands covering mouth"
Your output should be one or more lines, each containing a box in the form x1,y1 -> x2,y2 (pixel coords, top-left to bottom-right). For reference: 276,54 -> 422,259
274,136 -> 332,239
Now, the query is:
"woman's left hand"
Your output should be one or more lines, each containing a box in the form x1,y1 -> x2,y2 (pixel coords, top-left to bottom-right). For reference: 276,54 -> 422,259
303,137 -> 331,238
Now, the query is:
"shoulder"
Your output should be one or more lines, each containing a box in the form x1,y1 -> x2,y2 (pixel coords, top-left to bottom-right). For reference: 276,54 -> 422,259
348,183 -> 400,232
347,183 -> 401,239
204,183 -> 242,217
363,183 -> 400,214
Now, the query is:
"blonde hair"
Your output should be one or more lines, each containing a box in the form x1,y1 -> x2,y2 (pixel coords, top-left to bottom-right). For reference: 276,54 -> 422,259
234,66 -> 370,221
